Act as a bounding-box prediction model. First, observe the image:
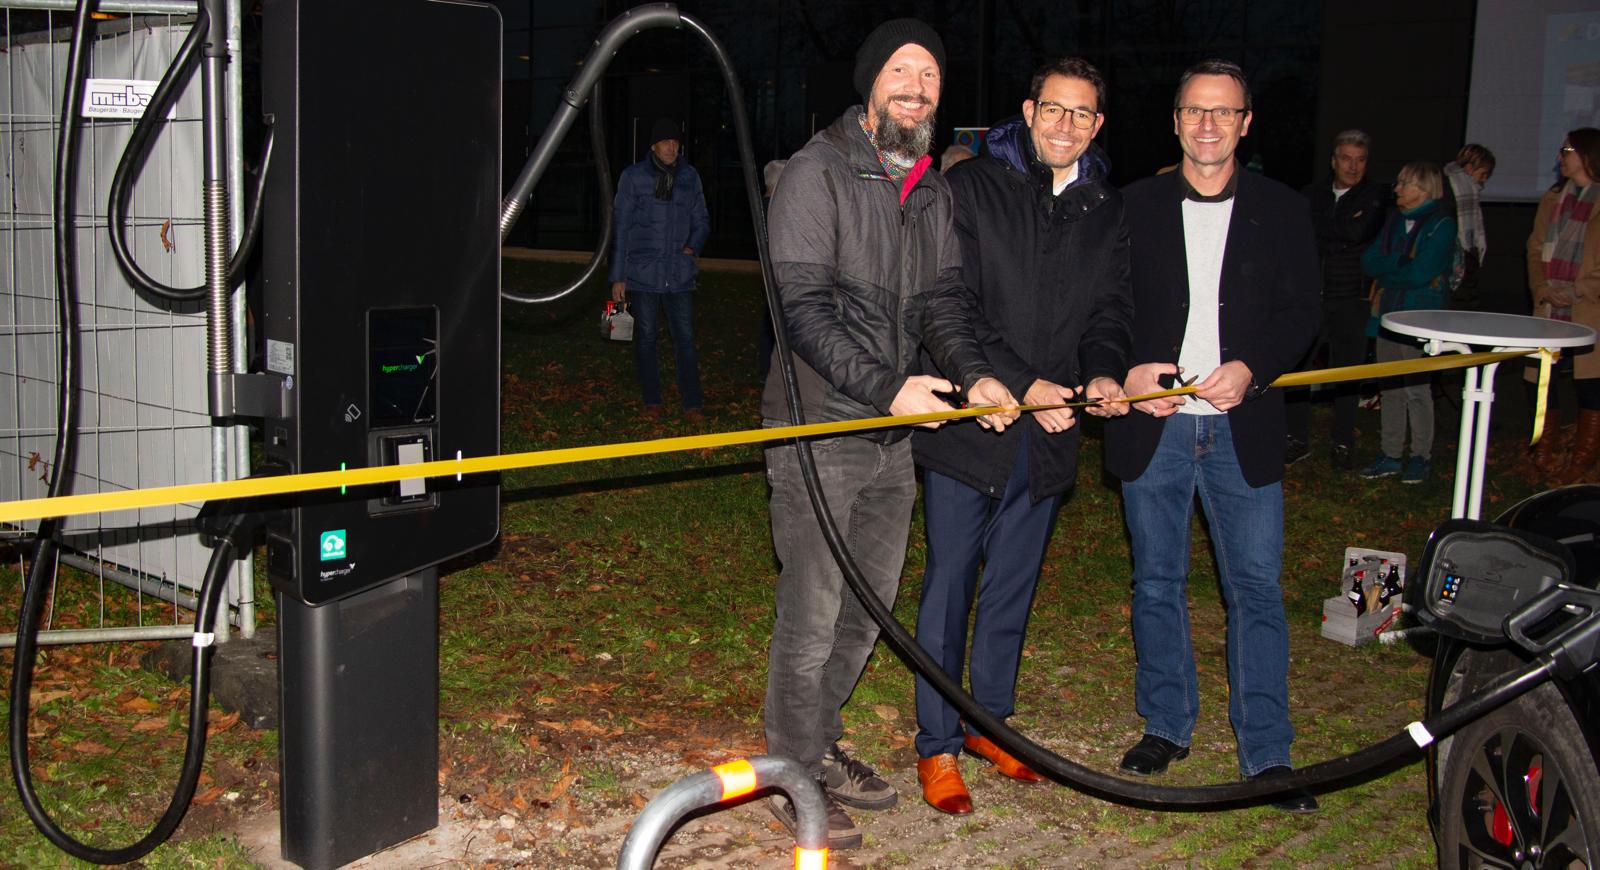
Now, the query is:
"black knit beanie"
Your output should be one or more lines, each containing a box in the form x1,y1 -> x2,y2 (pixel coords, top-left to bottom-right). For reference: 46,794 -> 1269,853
853,19 -> 946,104
648,117 -> 681,147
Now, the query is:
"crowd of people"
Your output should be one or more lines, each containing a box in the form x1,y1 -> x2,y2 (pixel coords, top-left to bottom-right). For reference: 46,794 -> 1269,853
604,17 -> 1600,851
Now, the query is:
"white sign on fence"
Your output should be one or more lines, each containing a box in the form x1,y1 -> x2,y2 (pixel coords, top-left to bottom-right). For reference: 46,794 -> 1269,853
82,78 -> 164,119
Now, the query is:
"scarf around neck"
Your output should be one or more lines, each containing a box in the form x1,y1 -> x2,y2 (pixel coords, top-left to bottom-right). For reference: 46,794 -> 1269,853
649,152 -> 680,201
1545,179 -> 1598,287
858,110 -> 917,181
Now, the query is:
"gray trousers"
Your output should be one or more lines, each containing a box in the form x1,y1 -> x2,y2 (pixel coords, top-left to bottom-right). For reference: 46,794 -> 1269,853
1377,337 -> 1432,460
763,431 -> 914,774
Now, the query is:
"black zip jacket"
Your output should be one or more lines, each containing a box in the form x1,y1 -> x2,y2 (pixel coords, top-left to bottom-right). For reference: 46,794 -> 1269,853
760,108 -> 994,442
912,118 -> 1133,501
1303,175 -> 1389,300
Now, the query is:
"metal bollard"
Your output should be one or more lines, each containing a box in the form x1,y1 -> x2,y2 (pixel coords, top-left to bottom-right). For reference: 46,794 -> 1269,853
617,754 -> 829,870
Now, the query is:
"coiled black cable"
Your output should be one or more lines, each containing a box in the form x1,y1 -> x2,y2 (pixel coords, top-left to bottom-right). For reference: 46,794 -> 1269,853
502,81 -> 613,305
106,4 -> 272,302
7,2 -> 250,861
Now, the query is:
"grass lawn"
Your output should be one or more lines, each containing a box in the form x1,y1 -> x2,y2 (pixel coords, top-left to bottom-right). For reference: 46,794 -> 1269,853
0,257 -> 1548,867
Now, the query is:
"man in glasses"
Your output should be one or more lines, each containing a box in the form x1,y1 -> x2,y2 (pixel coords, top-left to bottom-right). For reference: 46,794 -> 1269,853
909,57 -> 1132,815
1104,59 -> 1320,812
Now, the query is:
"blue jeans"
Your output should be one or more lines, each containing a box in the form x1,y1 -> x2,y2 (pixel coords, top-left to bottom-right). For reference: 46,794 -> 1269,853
915,432 -> 1060,758
1121,414 -> 1293,775
628,290 -> 702,409
763,430 -> 915,774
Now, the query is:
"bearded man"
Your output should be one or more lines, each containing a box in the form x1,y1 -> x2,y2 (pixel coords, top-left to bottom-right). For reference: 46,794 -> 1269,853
758,17 -> 1017,850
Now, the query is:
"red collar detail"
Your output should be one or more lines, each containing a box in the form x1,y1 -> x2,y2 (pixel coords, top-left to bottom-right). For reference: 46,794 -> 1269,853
900,155 -> 933,204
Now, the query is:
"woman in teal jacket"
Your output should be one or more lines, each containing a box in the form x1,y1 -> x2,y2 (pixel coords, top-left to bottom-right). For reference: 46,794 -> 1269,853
1359,161 -> 1457,484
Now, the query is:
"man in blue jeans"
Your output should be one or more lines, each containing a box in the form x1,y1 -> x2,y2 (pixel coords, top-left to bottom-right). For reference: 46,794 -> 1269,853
609,117 -> 709,417
1104,59 -> 1320,813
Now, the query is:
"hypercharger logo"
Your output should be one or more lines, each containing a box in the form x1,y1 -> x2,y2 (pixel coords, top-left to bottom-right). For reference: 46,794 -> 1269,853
81,79 -> 165,119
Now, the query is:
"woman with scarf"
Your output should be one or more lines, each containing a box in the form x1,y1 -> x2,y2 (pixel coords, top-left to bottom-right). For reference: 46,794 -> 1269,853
1529,128 -> 1600,484
1359,161 -> 1457,485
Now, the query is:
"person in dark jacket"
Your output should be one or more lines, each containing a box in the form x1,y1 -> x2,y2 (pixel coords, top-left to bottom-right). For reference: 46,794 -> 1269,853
759,19 -> 1017,850
609,117 -> 710,416
1104,59 -> 1320,813
1285,129 -> 1389,470
908,57 -> 1132,816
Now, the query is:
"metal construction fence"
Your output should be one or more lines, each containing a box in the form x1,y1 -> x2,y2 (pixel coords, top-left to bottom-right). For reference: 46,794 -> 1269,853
0,0 -> 253,646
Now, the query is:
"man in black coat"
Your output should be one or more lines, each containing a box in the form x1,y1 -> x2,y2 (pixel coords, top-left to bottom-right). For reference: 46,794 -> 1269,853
910,57 -> 1132,815
1104,60 -> 1320,812
1285,129 -> 1389,470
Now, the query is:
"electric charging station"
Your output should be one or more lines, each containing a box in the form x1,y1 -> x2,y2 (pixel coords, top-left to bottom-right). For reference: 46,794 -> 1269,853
259,1 -> 501,866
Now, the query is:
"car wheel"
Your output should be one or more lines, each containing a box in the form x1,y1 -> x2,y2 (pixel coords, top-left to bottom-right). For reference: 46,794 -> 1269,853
1439,682 -> 1600,868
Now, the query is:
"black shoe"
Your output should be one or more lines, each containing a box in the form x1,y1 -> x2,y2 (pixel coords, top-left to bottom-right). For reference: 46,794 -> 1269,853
1331,443 -> 1354,471
821,743 -> 898,810
769,786 -> 862,850
1248,765 -> 1319,814
1285,437 -> 1310,467
1118,735 -> 1189,776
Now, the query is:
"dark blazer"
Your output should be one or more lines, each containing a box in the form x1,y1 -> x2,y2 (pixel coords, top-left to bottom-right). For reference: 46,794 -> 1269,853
914,124 -> 1133,503
1103,168 -> 1320,488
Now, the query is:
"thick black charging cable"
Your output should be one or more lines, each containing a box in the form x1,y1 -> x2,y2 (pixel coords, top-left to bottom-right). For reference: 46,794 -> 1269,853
685,12 -> 1570,809
479,3 -> 1576,812
105,3 -> 273,303
502,81 -> 614,305
5,2 -> 265,861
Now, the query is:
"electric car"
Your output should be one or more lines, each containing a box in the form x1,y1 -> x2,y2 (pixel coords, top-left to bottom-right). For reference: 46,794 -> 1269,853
1421,485 -> 1600,869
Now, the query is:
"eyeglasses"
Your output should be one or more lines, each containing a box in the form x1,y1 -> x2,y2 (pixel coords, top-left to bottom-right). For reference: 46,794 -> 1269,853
1394,178 -> 1416,188
1176,106 -> 1247,126
1034,101 -> 1099,130
1561,146 -> 1577,154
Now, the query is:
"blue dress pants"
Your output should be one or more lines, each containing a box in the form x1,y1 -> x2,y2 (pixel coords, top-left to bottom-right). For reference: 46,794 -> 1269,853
914,432 -> 1061,758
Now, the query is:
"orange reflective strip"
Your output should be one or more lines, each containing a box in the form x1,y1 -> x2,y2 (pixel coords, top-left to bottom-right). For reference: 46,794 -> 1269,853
712,759 -> 758,801
795,846 -> 828,870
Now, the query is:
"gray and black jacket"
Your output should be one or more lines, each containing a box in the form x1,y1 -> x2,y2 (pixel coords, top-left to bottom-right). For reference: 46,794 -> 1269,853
760,107 -> 994,442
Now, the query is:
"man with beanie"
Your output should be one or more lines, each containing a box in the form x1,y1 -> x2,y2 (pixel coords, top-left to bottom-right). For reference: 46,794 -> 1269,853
609,117 -> 710,417
909,56 -> 1132,816
760,18 -> 1017,848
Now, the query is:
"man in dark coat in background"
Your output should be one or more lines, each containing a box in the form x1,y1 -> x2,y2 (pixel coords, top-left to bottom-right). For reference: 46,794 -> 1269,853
910,57 -> 1132,816
1285,128 -> 1388,470
609,117 -> 710,416
1105,59 -> 1321,813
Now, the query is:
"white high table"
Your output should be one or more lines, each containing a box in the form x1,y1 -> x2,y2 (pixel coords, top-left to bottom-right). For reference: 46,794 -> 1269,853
1380,310 -> 1595,520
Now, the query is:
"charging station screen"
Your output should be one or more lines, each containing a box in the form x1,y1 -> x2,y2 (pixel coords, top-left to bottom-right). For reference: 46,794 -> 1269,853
369,307 -> 438,427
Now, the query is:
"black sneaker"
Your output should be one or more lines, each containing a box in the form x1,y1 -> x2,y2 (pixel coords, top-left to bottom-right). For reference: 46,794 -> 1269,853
1285,437 -> 1311,467
1331,443 -> 1354,471
768,788 -> 862,851
821,743 -> 898,810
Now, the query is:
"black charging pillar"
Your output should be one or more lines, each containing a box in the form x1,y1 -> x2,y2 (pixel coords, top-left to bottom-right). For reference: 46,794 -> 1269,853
261,2 -> 501,867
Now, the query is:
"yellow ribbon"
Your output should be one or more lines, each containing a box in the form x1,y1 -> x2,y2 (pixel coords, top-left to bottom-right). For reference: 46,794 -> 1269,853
1531,349 -> 1557,446
0,348 -> 1550,525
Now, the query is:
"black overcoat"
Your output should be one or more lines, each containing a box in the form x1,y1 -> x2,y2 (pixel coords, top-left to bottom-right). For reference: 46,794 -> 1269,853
914,122 -> 1133,502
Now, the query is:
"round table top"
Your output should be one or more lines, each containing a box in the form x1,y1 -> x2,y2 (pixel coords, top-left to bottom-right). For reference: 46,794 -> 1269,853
1381,310 -> 1596,349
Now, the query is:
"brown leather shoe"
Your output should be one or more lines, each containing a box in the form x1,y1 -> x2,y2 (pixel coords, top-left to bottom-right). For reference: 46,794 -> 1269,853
963,734 -> 1045,783
916,754 -> 973,815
